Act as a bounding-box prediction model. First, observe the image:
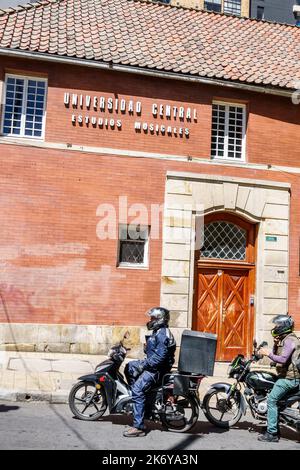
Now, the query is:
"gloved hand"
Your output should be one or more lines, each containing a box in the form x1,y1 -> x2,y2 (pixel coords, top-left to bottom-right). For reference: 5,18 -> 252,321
132,361 -> 145,379
259,347 -> 270,357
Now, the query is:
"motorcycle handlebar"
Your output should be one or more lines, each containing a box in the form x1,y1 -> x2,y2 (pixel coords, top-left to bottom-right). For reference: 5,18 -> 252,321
252,353 -> 263,362
251,339 -> 268,361
251,341 -> 268,362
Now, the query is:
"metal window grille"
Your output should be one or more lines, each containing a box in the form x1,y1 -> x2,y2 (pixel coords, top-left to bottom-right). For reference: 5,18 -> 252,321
211,102 -> 246,160
224,0 -> 241,15
2,75 -> 47,138
204,0 -> 222,12
118,225 -> 149,266
200,221 -> 247,261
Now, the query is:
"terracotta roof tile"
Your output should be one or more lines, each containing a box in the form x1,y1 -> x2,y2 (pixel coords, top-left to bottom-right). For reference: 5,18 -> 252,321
0,0 -> 299,90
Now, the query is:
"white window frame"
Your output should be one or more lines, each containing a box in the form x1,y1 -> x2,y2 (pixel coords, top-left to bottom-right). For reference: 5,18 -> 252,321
211,100 -> 247,162
223,0 -> 242,16
117,224 -> 150,269
204,0 -> 222,12
1,73 -> 47,140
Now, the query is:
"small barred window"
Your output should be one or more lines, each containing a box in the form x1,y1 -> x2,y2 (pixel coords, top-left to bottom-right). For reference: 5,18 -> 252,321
118,225 -> 149,267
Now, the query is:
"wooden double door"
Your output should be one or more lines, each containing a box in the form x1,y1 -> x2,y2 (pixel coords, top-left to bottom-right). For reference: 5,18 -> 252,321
193,213 -> 256,361
193,266 -> 254,361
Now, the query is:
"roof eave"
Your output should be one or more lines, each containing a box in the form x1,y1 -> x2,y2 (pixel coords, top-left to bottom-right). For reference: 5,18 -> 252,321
0,47 -> 295,99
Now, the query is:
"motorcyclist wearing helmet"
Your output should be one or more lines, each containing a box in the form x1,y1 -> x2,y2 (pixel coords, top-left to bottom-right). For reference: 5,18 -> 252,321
258,314 -> 300,442
123,307 -> 176,437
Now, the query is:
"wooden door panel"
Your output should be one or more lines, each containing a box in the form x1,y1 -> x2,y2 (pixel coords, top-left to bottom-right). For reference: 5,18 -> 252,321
195,268 -> 252,361
195,270 -> 220,335
221,271 -> 249,361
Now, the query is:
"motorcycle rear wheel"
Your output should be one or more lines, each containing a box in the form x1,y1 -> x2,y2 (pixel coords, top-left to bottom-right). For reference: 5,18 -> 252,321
161,394 -> 199,433
202,389 -> 242,428
69,381 -> 107,421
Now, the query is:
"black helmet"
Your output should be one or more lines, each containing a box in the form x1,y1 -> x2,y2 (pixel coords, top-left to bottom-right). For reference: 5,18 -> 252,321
271,314 -> 294,338
146,307 -> 170,331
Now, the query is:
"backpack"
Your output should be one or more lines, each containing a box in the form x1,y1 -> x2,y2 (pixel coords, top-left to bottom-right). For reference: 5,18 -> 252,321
292,355 -> 300,374
292,336 -> 300,375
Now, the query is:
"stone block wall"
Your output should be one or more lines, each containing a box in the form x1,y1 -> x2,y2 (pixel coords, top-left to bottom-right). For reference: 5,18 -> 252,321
160,172 -> 291,344
0,323 -> 184,358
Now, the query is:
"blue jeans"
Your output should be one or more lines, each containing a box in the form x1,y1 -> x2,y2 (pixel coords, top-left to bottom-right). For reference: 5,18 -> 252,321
125,360 -> 159,430
267,378 -> 300,435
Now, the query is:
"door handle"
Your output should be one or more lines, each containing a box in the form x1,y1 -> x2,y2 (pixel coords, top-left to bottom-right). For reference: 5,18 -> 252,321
222,306 -> 226,322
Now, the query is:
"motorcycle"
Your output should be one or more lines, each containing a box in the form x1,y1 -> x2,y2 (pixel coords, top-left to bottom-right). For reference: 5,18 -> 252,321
202,340 -> 300,433
68,332 -> 202,433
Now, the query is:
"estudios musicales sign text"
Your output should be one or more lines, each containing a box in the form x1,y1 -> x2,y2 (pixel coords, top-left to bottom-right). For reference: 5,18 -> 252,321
64,93 -> 198,137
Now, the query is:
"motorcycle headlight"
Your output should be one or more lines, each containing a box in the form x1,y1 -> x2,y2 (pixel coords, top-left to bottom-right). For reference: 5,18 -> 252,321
228,366 -> 239,378
228,354 -> 245,378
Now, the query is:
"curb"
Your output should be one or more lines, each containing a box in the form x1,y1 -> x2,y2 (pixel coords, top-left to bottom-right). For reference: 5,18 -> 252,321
0,388 -> 69,404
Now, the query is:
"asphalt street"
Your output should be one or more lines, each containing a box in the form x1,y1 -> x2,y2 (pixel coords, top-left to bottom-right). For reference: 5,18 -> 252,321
0,400 -> 299,450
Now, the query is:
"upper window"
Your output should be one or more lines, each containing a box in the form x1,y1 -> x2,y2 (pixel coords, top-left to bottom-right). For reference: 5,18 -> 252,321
211,102 -> 246,161
204,0 -> 241,15
257,6 -> 265,20
224,0 -> 241,16
1,74 -> 47,139
204,0 -> 222,12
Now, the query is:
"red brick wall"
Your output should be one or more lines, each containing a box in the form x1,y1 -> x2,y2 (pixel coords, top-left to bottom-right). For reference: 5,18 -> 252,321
0,144 -> 299,329
1,57 -> 299,166
0,57 -> 299,329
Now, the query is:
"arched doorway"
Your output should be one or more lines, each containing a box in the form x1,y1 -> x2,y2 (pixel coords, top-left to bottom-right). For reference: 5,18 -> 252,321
193,212 -> 256,361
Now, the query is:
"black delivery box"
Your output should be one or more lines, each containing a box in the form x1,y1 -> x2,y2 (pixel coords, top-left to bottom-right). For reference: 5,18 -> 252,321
178,330 -> 217,376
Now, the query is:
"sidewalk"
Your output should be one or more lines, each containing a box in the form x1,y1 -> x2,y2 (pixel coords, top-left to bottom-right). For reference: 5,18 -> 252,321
0,350 -> 237,403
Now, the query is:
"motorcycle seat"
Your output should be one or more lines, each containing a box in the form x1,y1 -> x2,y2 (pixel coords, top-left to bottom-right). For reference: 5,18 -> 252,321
145,373 -> 174,394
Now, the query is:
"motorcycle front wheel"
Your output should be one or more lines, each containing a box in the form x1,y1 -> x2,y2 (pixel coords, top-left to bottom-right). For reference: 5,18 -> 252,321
68,381 -> 107,421
161,394 -> 199,433
202,389 -> 242,428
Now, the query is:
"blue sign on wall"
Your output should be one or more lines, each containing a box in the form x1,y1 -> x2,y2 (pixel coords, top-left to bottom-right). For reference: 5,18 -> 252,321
266,236 -> 278,242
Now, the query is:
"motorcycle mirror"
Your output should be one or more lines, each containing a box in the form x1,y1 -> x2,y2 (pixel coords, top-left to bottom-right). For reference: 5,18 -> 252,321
253,339 -> 257,348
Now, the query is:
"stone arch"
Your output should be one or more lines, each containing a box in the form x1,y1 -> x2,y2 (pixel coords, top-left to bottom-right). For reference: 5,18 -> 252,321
192,180 -> 269,222
204,206 -> 261,224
